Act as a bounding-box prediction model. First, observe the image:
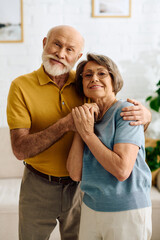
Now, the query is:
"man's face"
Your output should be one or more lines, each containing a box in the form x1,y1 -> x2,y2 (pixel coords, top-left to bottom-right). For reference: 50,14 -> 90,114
42,28 -> 83,76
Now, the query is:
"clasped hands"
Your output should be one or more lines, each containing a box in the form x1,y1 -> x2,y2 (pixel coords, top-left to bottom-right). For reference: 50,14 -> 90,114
71,103 -> 99,139
67,98 -> 151,135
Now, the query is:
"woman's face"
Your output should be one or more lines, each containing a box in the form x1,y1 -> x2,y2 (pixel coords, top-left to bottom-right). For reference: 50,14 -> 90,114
82,61 -> 114,101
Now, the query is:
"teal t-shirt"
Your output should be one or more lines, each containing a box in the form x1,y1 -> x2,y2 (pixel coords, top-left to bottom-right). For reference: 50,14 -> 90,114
81,100 -> 151,212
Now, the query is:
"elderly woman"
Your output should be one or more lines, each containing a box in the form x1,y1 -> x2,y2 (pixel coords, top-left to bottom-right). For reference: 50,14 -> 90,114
67,53 -> 152,240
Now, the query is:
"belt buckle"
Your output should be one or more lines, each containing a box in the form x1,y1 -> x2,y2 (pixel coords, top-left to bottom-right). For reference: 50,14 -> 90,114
49,175 -> 52,182
58,177 -> 62,184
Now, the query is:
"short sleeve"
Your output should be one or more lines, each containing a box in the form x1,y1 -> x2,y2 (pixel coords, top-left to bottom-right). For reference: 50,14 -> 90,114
7,81 -> 31,129
114,102 -> 144,148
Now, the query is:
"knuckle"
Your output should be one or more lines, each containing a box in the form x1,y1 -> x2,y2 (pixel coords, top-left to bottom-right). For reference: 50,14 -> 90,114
132,110 -> 138,116
84,103 -> 88,108
130,106 -> 135,111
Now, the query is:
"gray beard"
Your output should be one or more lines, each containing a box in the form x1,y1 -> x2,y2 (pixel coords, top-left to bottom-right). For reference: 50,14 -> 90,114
42,53 -> 73,76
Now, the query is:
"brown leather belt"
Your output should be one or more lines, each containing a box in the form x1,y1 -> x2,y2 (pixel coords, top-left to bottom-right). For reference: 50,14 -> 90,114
24,162 -> 76,185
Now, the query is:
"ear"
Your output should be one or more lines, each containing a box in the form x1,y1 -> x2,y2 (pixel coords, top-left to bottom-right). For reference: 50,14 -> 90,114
78,53 -> 83,60
43,37 -> 47,48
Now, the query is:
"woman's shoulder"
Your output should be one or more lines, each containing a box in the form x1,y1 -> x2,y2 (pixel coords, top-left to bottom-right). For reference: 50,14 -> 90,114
117,99 -> 134,108
114,100 -> 134,120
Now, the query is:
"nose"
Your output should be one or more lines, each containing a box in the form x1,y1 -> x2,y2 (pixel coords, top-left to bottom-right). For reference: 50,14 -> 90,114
90,73 -> 99,83
56,48 -> 65,59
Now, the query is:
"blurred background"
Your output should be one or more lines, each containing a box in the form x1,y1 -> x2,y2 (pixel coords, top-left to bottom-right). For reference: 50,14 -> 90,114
0,1 -> 160,239
0,0 -> 160,137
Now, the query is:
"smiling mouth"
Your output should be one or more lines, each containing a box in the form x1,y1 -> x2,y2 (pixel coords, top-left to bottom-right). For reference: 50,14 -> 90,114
50,58 -> 64,66
89,85 -> 103,89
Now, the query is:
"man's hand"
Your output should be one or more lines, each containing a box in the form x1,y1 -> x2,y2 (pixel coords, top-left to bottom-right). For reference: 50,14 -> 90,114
120,98 -> 152,130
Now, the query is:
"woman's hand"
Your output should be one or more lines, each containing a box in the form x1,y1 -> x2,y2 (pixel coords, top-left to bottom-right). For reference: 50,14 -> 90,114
81,103 -> 100,121
72,105 -> 95,140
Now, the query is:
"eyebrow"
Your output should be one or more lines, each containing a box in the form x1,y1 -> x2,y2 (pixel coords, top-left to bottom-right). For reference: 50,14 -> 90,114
84,67 -> 107,72
53,39 -> 61,44
53,39 -> 75,49
67,45 -> 75,50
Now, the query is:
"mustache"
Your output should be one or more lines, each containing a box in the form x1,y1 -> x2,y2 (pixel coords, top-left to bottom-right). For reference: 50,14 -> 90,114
43,53 -> 69,67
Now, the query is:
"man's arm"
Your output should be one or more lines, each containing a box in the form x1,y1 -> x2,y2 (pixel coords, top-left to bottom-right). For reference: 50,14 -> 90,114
10,113 -> 75,160
120,98 -> 151,131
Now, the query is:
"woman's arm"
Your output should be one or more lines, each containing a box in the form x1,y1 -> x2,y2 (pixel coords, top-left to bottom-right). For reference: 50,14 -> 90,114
82,133 -> 139,181
67,103 -> 99,181
72,105 -> 139,181
66,133 -> 84,181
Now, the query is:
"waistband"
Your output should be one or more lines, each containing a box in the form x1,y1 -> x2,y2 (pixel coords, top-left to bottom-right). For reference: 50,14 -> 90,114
24,162 -> 77,185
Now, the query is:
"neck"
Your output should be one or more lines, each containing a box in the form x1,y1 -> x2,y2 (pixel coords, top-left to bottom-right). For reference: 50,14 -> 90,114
52,73 -> 69,89
45,69 -> 69,89
95,96 -> 117,120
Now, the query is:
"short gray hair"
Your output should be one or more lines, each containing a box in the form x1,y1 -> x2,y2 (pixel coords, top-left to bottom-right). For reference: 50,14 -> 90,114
75,53 -> 123,96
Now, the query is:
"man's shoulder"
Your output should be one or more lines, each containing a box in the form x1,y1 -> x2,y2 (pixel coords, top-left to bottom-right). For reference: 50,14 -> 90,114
12,67 -> 40,87
13,71 -> 34,82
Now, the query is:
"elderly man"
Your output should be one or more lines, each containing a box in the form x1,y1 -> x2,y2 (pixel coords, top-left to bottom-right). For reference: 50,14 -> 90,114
7,25 -> 151,240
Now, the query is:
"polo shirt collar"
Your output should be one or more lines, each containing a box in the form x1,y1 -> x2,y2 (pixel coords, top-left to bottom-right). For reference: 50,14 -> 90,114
37,65 -> 53,85
36,65 -> 76,86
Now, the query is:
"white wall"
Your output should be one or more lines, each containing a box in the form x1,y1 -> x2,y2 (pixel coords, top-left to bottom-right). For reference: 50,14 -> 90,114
0,0 -> 160,138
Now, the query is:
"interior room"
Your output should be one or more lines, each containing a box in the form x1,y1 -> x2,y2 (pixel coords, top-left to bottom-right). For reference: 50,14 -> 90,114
0,0 -> 160,239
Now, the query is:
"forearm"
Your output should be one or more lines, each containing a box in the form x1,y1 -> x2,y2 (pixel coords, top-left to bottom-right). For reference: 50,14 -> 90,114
66,133 -> 84,181
72,104 -> 138,181
11,115 -> 73,160
82,133 -> 135,181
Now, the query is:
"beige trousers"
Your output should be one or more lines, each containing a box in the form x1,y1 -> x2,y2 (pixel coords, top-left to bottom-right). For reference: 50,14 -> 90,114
79,202 -> 152,240
19,167 -> 82,240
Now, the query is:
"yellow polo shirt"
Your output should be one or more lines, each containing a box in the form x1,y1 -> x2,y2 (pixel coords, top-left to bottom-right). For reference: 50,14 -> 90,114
7,65 -> 84,176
